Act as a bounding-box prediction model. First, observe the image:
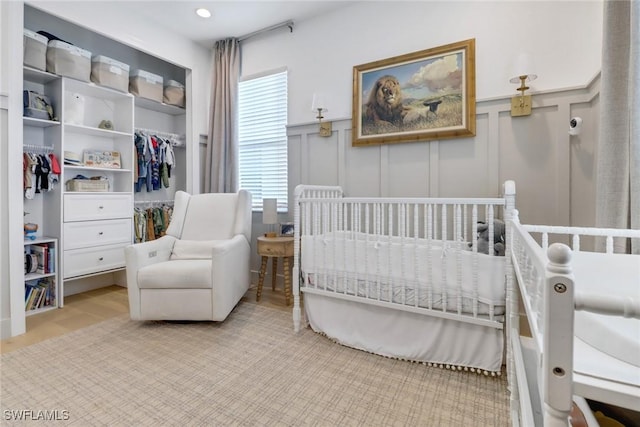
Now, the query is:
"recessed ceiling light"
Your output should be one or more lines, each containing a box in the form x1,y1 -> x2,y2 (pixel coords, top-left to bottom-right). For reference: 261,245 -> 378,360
196,8 -> 211,18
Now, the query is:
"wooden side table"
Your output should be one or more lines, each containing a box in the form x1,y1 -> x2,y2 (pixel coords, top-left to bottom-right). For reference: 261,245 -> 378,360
256,236 -> 294,305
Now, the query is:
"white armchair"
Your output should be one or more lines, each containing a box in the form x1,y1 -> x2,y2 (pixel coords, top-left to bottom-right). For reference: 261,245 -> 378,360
125,190 -> 252,321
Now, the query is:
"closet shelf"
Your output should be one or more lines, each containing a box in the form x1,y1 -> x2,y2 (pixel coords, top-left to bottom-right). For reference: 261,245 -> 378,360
23,66 -> 58,85
23,117 -> 61,128
65,165 -> 132,173
135,96 -> 185,115
63,124 -> 132,138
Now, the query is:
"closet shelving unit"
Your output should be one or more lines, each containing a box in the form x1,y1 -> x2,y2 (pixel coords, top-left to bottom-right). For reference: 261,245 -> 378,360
59,77 -> 134,281
23,66 -> 62,313
23,237 -> 58,315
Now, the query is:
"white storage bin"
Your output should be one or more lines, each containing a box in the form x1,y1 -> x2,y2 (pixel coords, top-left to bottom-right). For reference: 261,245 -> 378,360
91,55 -> 130,93
23,29 -> 48,71
163,79 -> 185,108
46,40 -> 91,82
129,69 -> 163,103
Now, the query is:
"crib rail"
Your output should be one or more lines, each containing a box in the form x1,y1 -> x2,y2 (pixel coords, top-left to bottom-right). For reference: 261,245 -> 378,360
523,223 -> 640,254
293,182 -> 516,333
508,213 -> 640,426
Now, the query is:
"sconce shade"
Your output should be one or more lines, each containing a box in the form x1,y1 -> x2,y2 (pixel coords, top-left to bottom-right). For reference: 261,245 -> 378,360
262,198 -> 278,225
509,53 -> 537,83
311,93 -> 327,113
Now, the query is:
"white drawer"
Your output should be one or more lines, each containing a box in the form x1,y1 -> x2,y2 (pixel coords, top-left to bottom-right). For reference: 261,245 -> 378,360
64,194 -> 132,221
64,218 -> 131,250
63,243 -> 127,278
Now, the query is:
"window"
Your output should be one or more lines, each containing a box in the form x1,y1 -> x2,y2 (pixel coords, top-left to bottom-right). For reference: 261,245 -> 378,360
238,69 -> 288,211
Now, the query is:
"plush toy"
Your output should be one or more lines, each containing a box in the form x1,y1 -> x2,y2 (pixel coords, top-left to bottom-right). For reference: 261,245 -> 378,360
471,219 -> 506,256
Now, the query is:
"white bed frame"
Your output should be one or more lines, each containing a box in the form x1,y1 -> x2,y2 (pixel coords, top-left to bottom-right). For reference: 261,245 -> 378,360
293,181 -> 516,374
507,212 -> 640,426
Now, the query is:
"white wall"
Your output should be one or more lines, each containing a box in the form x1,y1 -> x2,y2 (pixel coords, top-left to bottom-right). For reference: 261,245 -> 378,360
241,1 -> 603,125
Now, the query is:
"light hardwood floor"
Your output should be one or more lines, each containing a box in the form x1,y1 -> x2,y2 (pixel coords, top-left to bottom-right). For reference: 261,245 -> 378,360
0,282 -> 291,354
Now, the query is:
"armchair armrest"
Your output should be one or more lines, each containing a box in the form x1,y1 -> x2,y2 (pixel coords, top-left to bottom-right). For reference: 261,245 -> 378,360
125,235 -> 176,320
210,234 -> 251,320
125,236 -> 176,271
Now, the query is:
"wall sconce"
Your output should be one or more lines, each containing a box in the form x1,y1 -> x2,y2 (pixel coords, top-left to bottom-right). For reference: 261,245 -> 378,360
262,198 -> 278,237
509,54 -> 537,117
311,93 -> 332,137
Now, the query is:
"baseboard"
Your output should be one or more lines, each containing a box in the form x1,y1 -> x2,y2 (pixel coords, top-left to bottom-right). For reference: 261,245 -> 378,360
0,317 -> 12,340
64,273 -> 119,296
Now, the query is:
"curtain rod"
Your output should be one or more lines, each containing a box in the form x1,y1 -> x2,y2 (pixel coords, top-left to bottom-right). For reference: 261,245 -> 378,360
238,19 -> 294,42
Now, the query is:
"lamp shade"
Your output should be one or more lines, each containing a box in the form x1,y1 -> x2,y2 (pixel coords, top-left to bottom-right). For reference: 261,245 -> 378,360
262,198 -> 278,225
311,93 -> 327,113
509,53 -> 538,83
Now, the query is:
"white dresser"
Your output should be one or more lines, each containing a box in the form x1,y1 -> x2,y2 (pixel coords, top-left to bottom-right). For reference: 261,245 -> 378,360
63,194 -> 132,278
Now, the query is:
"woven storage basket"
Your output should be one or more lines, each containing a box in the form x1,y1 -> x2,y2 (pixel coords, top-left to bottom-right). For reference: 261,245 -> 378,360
66,179 -> 109,192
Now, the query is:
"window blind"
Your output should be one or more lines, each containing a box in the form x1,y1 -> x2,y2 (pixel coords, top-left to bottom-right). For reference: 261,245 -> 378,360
238,70 -> 288,211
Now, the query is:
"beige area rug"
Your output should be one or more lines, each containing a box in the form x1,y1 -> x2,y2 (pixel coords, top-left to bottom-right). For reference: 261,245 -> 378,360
1,303 -> 509,426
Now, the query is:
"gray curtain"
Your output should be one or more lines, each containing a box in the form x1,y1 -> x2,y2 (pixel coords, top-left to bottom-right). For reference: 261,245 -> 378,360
205,38 -> 240,193
595,0 -> 639,253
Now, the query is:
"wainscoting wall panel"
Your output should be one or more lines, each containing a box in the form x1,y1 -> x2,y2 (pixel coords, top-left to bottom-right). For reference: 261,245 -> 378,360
287,75 -> 601,231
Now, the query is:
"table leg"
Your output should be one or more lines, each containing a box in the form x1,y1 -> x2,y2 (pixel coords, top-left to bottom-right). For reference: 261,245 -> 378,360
257,256 -> 268,301
271,257 -> 278,291
283,256 -> 291,306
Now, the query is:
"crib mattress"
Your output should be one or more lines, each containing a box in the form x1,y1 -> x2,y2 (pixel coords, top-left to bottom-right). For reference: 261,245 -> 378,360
571,251 -> 640,369
301,232 -> 506,316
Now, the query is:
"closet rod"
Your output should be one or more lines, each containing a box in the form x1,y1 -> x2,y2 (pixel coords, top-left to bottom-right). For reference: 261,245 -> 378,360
135,128 -> 185,147
23,144 -> 54,153
134,128 -> 182,139
238,19 -> 294,42
134,199 -> 174,205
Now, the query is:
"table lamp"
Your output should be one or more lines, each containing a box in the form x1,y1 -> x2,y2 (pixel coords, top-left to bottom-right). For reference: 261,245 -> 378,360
263,198 -> 278,237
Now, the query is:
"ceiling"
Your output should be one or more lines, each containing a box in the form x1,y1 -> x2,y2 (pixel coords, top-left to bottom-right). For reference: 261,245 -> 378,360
119,1 -> 357,48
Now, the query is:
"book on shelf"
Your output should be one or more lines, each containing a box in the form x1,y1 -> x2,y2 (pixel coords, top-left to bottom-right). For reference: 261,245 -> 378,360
35,285 -> 45,309
48,245 -> 55,273
30,244 -> 47,274
25,282 -> 40,310
24,286 -> 34,310
29,242 -> 55,274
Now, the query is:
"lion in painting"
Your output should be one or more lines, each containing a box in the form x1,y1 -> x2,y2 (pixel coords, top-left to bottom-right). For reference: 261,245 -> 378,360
362,75 -> 409,128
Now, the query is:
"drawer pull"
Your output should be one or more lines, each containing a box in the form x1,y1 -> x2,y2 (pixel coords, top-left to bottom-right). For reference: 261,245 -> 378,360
98,206 -> 104,209
98,257 -> 104,261
98,232 -> 104,235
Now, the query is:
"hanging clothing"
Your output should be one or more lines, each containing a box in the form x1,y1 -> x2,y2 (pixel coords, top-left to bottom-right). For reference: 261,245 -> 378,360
133,131 -> 177,193
23,150 -> 59,199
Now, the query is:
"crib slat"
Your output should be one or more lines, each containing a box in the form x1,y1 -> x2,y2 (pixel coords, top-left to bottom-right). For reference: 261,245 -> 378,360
472,204 -> 479,317
456,204 -> 463,315
441,204 -> 448,313
414,204 -> 420,308
427,204 -> 433,310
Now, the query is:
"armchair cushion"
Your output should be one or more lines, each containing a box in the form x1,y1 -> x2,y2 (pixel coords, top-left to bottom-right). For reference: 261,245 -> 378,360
138,260 -> 212,289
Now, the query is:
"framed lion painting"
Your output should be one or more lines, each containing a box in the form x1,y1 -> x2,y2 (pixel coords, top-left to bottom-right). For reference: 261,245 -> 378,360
352,39 -> 476,146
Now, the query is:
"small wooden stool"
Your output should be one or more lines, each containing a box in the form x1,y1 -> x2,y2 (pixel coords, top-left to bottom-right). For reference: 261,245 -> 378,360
256,236 -> 294,305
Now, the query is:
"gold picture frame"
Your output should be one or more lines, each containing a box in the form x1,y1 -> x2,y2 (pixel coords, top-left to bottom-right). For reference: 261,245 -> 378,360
352,39 -> 476,147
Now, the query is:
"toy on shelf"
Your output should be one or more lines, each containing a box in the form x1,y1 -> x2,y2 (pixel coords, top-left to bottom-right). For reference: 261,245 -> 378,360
24,222 -> 38,240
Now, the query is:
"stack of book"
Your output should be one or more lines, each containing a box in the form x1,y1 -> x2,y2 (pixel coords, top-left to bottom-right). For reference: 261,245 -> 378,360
25,277 -> 56,310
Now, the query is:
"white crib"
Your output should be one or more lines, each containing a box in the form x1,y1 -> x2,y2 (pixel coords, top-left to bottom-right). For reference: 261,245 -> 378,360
507,213 -> 640,426
293,181 -> 516,373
